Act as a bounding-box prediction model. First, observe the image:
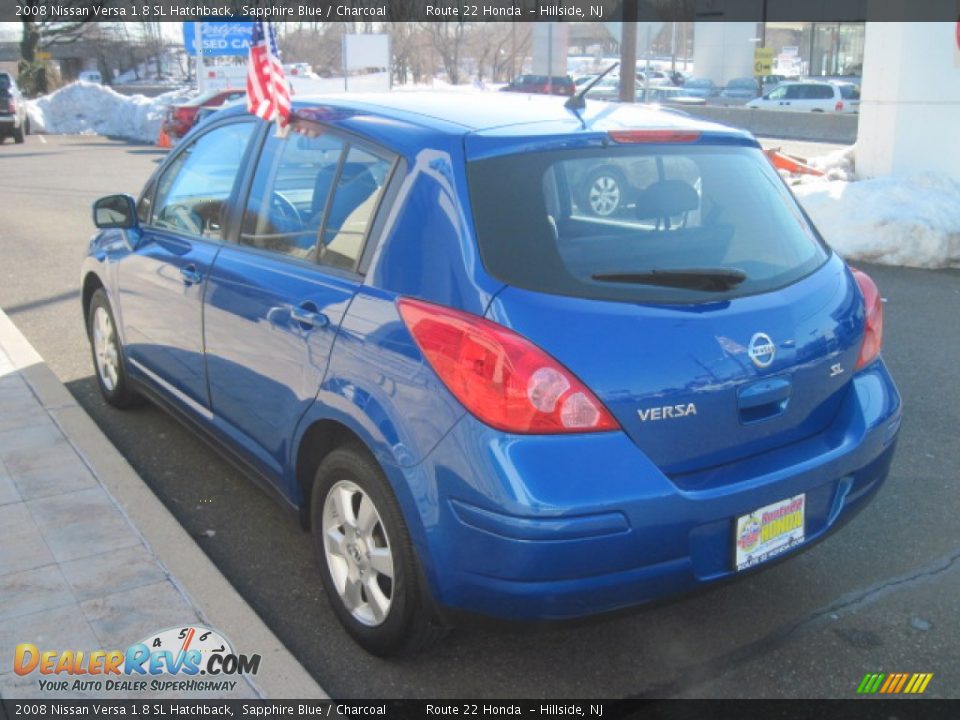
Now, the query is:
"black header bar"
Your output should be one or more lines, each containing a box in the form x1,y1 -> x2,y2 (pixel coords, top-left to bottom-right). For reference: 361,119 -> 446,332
3,0 -> 960,23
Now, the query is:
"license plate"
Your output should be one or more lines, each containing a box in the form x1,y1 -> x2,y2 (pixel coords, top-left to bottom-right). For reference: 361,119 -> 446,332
734,494 -> 805,571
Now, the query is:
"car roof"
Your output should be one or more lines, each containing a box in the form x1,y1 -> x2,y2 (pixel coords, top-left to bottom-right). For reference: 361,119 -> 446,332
213,91 -> 755,156
298,92 -> 741,132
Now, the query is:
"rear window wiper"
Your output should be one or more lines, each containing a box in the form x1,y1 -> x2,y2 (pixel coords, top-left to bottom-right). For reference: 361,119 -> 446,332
591,268 -> 747,292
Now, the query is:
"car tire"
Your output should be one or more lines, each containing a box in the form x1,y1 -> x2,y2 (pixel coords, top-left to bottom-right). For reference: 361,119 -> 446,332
13,124 -> 24,144
24,117 -> 30,136
580,165 -> 627,217
310,446 -> 446,656
87,289 -> 141,409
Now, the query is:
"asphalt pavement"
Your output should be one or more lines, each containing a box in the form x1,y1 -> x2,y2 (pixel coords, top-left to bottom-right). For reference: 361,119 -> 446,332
1,135 -> 958,698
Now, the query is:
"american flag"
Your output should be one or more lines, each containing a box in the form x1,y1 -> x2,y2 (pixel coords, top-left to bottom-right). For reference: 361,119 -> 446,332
246,21 -> 291,133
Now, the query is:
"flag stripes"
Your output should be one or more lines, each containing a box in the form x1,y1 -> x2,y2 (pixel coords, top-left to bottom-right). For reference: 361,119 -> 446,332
246,20 -> 291,131
857,672 -> 933,694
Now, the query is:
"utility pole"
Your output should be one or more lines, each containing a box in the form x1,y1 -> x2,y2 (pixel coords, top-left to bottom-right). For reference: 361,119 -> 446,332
619,1 -> 637,103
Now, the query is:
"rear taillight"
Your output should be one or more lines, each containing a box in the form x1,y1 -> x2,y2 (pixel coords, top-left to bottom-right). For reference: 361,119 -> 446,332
835,100 -> 844,112
851,268 -> 884,369
7,100 -> 14,113
397,298 -> 619,434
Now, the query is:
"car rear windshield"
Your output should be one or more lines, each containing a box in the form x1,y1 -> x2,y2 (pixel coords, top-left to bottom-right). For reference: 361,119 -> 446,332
468,143 -> 830,304
838,84 -> 860,100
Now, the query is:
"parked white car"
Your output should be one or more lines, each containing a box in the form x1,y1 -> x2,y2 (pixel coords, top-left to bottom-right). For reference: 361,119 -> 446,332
746,81 -> 859,113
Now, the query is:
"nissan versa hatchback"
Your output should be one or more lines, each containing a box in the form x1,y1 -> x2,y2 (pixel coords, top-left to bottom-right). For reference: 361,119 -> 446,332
82,93 -> 901,655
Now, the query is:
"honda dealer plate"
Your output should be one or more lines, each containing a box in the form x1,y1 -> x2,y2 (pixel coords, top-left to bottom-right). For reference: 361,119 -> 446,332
734,494 -> 805,571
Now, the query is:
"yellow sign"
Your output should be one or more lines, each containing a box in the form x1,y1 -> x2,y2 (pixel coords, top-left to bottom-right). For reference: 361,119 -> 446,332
35,51 -> 52,61
753,47 -> 774,77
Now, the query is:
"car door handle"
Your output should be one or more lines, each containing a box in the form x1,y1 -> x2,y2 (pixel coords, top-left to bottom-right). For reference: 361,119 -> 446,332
180,265 -> 202,285
291,304 -> 329,329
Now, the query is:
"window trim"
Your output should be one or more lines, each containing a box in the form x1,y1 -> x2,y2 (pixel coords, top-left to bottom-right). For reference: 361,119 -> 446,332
143,115 -> 260,246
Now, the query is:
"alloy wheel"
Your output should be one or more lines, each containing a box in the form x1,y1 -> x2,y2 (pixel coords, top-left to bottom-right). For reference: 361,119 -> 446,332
322,479 -> 395,627
92,306 -> 120,392
588,175 -> 621,216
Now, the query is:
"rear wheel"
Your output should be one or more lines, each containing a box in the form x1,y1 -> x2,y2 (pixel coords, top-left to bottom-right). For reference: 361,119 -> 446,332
13,123 -> 24,144
87,289 -> 140,408
310,447 -> 445,655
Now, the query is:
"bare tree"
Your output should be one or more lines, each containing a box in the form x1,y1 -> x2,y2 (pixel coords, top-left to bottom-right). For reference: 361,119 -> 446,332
430,21 -> 466,85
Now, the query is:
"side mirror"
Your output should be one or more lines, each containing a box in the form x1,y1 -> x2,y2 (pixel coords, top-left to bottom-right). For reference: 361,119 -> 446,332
93,194 -> 138,230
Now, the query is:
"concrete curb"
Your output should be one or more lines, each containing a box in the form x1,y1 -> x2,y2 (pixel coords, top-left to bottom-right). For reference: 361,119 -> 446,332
0,308 -> 328,700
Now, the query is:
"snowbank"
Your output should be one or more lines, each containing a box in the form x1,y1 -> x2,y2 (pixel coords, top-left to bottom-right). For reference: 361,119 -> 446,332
26,81 -> 192,143
794,173 -> 960,269
807,144 -> 856,181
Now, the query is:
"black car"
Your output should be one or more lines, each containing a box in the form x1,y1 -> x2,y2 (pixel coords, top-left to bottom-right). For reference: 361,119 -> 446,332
0,73 -> 29,144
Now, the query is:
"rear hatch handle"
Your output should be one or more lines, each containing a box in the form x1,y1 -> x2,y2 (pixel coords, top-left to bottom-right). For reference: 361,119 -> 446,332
738,376 -> 792,424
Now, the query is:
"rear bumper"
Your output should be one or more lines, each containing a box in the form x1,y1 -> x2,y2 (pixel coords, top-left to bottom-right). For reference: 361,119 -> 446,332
402,360 -> 901,620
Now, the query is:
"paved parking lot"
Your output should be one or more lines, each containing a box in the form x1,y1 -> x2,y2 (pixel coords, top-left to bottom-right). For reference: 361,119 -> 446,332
1,135 -> 958,698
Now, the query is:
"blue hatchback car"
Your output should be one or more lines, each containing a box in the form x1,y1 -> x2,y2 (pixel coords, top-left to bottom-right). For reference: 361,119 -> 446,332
83,93 -> 901,655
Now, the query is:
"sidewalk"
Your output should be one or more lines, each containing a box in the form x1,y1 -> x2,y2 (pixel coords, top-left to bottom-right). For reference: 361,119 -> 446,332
0,309 -> 326,700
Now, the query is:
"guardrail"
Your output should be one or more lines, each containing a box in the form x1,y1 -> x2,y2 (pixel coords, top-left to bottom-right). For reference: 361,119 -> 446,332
679,106 -> 858,144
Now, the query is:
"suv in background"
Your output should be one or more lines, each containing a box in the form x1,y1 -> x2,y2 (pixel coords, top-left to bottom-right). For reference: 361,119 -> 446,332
746,81 -> 859,113
0,72 -> 29,144
500,74 -> 575,96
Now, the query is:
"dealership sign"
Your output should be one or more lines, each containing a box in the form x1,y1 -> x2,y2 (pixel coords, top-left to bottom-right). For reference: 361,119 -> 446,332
182,21 -> 254,57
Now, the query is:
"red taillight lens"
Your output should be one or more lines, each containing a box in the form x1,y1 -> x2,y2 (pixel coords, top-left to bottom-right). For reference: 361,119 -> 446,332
608,130 -> 701,144
7,99 -> 15,113
397,298 -> 620,434
835,100 -> 844,111
851,268 -> 884,369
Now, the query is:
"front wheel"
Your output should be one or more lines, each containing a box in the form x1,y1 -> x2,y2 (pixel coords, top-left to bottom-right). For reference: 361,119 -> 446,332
311,447 -> 445,655
87,289 -> 140,408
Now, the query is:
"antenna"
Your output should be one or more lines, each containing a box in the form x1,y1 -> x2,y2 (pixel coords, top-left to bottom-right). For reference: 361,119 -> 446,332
565,62 -> 620,112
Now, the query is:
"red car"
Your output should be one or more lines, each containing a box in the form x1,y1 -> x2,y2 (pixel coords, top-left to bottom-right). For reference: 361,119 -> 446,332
500,74 -> 576,96
162,88 -> 245,140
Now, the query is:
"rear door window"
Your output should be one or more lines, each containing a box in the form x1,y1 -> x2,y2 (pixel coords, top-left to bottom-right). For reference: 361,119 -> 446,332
468,143 -> 829,304
240,131 -> 347,261
319,146 -> 393,271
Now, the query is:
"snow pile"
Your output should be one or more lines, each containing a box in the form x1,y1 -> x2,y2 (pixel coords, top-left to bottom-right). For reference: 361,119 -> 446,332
807,144 -> 856,181
794,173 -> 960,269
26,82 -> 192,143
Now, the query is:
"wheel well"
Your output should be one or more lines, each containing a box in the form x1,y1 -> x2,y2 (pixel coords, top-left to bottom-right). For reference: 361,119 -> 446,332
82,273 -> 105,336
295,419 -> 370,529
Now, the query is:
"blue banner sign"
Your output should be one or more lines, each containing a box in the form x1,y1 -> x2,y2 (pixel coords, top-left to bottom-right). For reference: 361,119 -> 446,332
182,22 -> 254,57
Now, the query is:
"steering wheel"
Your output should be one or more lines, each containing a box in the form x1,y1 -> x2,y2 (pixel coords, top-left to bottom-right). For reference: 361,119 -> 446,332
269,191 -> 301,229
